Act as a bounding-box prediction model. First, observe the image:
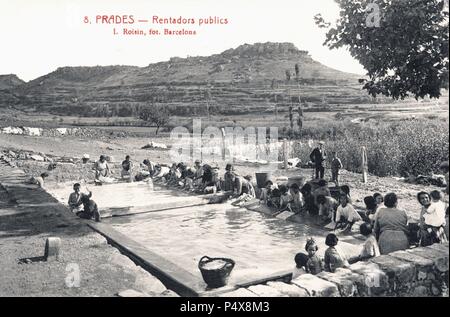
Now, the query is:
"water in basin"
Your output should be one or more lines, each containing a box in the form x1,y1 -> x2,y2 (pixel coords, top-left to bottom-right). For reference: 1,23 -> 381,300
48,181 -> 206,211
48,182 -> 363,286
106,202 -> 363,285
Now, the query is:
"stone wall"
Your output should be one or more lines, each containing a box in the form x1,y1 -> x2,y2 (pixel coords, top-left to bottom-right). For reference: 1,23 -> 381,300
219,243 -> 449,297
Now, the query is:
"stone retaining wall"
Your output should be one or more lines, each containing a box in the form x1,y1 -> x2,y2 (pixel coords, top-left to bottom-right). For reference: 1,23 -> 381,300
219,243 -> 449,297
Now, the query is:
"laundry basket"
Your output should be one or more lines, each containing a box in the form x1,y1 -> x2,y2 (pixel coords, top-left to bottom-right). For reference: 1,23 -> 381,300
198,255 -> 235,288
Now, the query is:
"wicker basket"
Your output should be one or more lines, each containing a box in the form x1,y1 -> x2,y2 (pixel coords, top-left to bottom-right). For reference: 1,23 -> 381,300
198,256 -> 235,288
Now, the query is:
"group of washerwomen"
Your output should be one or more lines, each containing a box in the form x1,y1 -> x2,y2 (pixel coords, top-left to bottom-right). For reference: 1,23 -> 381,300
67,147 -> 449,257
291,171 -> 449,278
65,154 -> 257,222
293,186 -> 449,278
92,154 -> 254,198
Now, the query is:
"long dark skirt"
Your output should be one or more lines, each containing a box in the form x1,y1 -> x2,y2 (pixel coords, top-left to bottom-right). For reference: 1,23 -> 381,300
378,230 -> 409,255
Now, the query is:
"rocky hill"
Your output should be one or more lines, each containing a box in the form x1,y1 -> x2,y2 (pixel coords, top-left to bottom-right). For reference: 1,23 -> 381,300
0,42 -> 364,116
0,74 -> 24,90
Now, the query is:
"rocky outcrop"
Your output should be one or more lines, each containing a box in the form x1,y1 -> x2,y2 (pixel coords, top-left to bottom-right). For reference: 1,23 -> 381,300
0,74 -> 25,90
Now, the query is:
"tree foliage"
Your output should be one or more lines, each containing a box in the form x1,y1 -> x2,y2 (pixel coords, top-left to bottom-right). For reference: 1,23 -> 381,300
315,0 -> 449,99
285,70 -> 291,82
138,104 -> 171,135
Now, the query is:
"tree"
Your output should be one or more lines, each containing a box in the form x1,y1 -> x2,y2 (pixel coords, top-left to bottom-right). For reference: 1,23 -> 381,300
271,78 -> 276,89
314,0 -> 449,99
289,105 -> 294,129
297,116 -> 303,135
285,70 -> 291,82
138,104 -> 170,135
298,105 -> 303,117
205,89 -> 212,118
294,63 -> 300,81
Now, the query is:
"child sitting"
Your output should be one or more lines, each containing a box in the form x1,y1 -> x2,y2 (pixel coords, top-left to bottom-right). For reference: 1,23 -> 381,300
260,180 -> 274,205
292,252 -> 309,279
373,192 -> 383,207
289,183 -> 304,213
324,233 -> 349,272
301,183 -> 317,214
363,196 -> 378,224
167,163 -> 181,185
317,195 -> 339,223
335,193 -> 362,231
268,188 -> 282,209
313,180 -> 331,206
358,222 -> 380,261
305,238 -> 323,275
423,190 -> 448,243
278,184 -> 293,212
223,164 -> 236,192
340,185 -> 353,204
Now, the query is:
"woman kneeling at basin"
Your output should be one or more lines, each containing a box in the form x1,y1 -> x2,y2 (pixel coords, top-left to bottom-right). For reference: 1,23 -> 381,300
68,183 -> 92,213
76,195 -> 101,222
94,155 -> 112,182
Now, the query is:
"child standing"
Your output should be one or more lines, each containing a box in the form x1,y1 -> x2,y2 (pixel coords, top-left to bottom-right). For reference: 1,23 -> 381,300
305,238 -> 323,275
331,152 -> 343,186
324,233 -> 349,272
423,190 -> 448,243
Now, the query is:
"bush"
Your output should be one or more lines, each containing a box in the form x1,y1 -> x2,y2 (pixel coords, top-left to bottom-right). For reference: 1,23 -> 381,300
294,118 -> 449,177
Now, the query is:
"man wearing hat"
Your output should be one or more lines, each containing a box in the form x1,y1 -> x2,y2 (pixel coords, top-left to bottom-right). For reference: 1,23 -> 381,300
310,141 -> 327,179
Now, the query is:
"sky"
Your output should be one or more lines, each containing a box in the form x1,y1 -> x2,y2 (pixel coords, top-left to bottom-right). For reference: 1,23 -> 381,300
0,0 -> 366,82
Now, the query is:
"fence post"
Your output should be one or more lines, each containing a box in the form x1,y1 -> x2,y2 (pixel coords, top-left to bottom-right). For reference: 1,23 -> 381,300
221,127 -> 226,162
283,138 -> 288,169
362,146 -> 368,183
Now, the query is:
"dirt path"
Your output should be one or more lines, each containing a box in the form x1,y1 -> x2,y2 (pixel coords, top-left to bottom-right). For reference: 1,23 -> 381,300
0,160 -> 176,297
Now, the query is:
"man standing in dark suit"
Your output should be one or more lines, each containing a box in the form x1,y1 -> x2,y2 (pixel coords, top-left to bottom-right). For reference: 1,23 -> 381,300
310,141 -> 327,179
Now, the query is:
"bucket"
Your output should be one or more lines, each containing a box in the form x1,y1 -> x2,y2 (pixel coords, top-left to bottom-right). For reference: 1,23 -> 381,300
255,172 -> 271,189
198,256 -> 235,288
